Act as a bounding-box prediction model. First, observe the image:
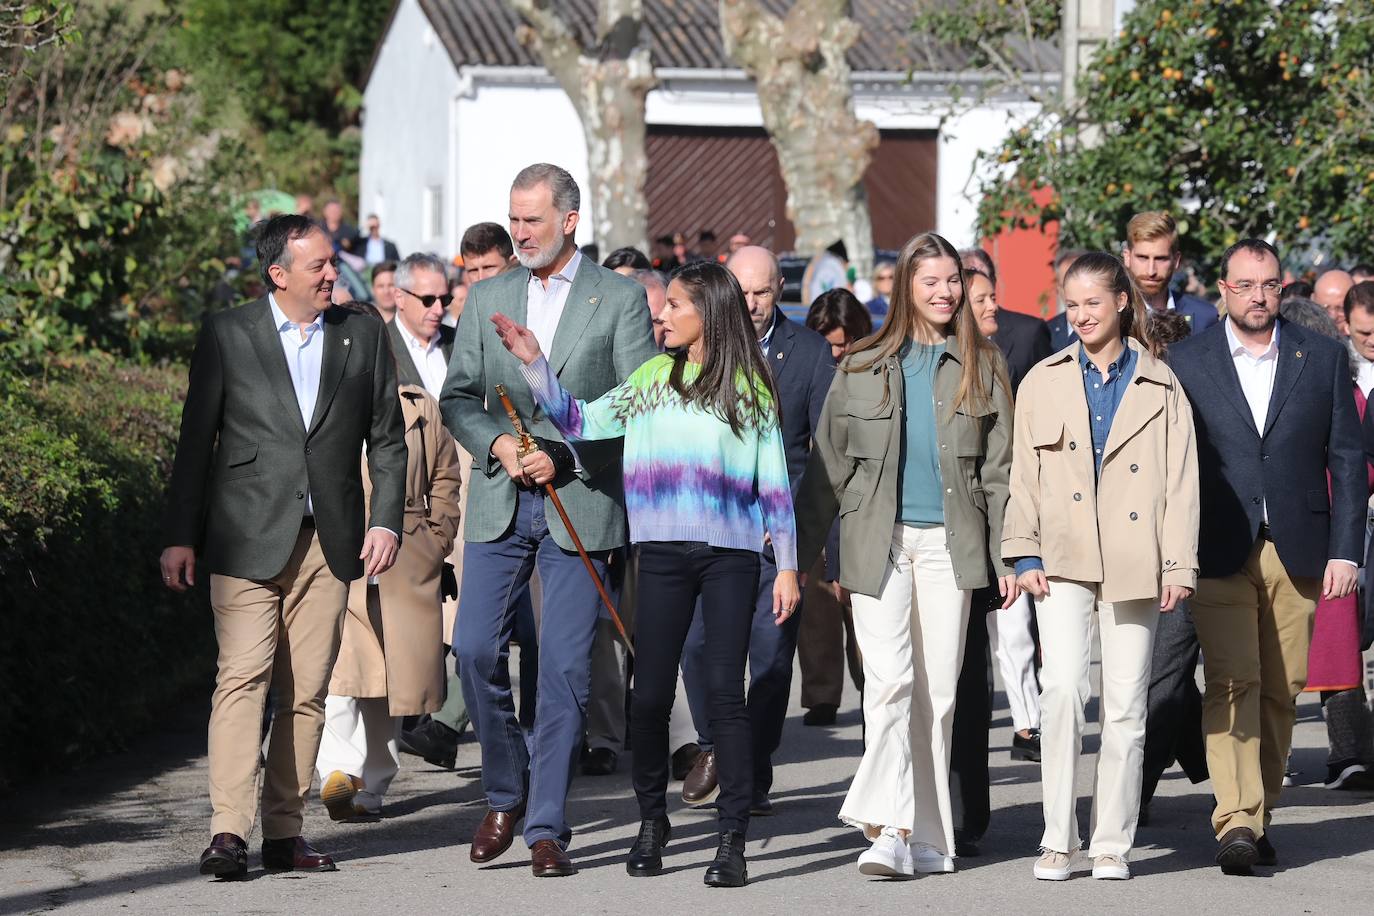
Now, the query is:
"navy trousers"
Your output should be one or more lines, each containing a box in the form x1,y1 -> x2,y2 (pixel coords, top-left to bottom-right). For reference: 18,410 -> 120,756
455,489 -> 610,848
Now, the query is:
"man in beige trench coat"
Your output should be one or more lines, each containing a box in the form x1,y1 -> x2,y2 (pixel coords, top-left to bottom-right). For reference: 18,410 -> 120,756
315,384 -> 464,818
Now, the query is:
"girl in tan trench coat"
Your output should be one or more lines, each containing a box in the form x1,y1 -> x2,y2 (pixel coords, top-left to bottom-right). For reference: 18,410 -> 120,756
315,384 -> 463,818
1002,252 -> 1198,882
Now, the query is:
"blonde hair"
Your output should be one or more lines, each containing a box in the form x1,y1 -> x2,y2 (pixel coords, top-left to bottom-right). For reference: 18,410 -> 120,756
846,231 -> 1009,414
1125,211 -> 1179,254
1063,251 -> 1161,358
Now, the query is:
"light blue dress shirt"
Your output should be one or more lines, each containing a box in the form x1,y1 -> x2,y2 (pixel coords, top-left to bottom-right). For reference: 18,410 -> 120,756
268,293 -> 324,515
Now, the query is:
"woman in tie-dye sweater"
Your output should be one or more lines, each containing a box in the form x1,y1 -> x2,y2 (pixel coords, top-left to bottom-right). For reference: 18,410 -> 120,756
493,260 -> 798,888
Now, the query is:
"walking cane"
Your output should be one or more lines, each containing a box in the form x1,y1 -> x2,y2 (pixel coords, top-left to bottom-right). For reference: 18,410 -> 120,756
494,384 -> 634,658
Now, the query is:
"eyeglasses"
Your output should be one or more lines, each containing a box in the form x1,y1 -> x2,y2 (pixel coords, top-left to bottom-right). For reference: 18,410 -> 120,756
1221,280 -> 1282,297
399,288 -> 455,309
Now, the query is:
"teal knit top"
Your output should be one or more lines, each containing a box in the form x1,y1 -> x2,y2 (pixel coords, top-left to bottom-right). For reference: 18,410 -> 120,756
521,353 -> 797,570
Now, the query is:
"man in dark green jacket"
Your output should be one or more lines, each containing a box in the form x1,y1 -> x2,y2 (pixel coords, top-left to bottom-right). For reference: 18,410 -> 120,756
160,214 -> 407,879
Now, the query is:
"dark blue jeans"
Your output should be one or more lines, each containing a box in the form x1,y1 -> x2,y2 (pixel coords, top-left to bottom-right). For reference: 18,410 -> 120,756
682,548 -> 802,797
455,489 -> 610,848
631,542 -> 759,833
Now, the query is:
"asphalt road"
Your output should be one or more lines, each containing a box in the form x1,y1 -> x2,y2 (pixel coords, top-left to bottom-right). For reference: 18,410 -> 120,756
3,656 -> 1374,915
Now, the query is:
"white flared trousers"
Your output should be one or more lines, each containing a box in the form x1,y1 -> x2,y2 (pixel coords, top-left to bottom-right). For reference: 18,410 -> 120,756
840,525 -> 971,854
315,695 -> 401,812
1036,580 -> 1158,858
988,592 -> 1042,733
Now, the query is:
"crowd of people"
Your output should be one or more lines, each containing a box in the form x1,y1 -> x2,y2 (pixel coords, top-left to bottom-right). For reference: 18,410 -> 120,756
160,161 -> 1374,888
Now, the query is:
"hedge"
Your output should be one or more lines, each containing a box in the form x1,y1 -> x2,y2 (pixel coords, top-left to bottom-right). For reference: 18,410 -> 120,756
0,356 -> 213,791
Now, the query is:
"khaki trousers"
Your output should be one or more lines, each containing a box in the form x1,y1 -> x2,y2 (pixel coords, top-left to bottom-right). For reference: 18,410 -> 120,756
1192,539 -> 1319,838
797,552 -> 864,709
208,526 -> 349,840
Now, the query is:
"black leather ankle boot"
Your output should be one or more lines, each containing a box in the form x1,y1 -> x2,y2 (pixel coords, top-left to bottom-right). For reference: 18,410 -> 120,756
626,816 -> 671,876
703,829 -> 747,887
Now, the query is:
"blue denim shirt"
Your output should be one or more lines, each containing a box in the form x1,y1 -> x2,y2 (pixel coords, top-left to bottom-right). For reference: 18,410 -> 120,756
1014,342 -> 1137,577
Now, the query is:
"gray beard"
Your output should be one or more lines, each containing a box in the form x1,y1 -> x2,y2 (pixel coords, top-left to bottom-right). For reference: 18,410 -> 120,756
516,241 -> 561,271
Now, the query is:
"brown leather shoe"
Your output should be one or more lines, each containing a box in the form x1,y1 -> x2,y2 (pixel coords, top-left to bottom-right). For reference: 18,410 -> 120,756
262,836 -> 337,872
470,803 -> 525,863
682,750 -> 719,806
530,839 -> 576,877
199,833 -> 247,879
1216,826 -> 1259,875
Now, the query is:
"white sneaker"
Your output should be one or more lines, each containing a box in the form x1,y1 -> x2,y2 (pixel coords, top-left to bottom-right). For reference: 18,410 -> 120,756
858,829 -> 915,878
1092,854 -> 1130,880
909,842 -> 955,874
1033,849 -> 1074,881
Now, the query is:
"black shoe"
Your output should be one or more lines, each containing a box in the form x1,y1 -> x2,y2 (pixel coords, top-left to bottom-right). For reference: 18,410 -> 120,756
803,704 -> 838,726
671,743 -> 702,781
1324,761 -> 1374,789
581,747 -> 618,777
749,795 -> 773,817
397,716 -> 458,769
1012,730 -> 1042,762
1256,834 -> 1277,867
1216,826 -> 1259,875
953,830 -> 980,858
626,816 -> 671,876
703,830 -> 748,887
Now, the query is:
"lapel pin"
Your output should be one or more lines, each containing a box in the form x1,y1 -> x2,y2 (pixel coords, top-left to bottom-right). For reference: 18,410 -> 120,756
1296,350 -> 1302,358
343,338 -> 351,346
588,296 -> 599,304
776,352 -> 784,360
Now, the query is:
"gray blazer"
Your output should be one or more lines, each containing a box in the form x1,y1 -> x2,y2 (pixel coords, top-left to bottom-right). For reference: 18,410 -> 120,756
439,259 -> 658,552
162,297 -> 408,582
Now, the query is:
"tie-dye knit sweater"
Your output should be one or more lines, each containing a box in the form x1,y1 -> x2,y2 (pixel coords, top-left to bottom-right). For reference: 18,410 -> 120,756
520,352 -> 797,570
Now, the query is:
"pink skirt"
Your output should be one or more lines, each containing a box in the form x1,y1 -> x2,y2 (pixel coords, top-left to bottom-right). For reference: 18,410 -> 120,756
1306,592 -> 1363,692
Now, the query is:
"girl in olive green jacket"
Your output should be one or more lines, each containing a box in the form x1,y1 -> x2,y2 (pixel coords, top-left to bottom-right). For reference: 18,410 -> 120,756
797,232 -> 1017,878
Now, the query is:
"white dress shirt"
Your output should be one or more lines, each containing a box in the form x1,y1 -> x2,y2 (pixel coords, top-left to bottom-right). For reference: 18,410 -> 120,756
1351,342 -> 1374,398
1224,316 -> 1281,433
269,293 -> 324,515
394,316 -> 447,398
526,248 -> 582,356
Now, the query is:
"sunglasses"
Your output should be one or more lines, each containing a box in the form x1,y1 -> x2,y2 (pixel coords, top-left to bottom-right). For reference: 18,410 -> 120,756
399,288 -> 454,309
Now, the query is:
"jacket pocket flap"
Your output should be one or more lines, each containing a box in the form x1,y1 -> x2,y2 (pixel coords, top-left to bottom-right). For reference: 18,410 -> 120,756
226,444 -> 258,467
1308,488 -> 1331,512
1030,418 -> 1064,448
839,487 -> 865,516
847,399 -> 894,421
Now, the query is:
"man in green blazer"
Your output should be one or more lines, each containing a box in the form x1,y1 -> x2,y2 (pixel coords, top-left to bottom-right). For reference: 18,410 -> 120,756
160,214 -> 407,879
440,163 -> 657,877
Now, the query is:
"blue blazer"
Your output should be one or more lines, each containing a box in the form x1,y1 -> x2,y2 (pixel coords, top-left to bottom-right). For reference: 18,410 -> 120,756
1172,292 -> 1220,335
1049,292 -> 1218,350
767,312 -> 837,488
1168,319 -> 1365,579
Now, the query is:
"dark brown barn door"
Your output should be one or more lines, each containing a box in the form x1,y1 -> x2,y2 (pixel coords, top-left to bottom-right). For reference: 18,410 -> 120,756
645,124 -> 937,255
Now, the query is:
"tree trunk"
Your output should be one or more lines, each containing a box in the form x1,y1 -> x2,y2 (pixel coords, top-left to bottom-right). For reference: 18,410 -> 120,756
510,0 -> 654,254
719,0 -> 878,277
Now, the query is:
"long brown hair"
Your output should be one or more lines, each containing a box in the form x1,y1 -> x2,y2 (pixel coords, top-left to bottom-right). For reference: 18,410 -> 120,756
666,260 -> 780,436
1062,251 -> 1160,358
846,231 -> 1009,413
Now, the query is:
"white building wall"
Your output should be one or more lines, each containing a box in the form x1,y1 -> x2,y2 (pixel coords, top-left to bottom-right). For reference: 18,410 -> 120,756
358,0 -> 459,259
452,78 -> 596,248
365,28 -> 1041,258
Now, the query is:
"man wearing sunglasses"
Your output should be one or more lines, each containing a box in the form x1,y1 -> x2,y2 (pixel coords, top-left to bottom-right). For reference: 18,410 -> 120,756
389,253 -> 456,397
1169,238 -> 1364,874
